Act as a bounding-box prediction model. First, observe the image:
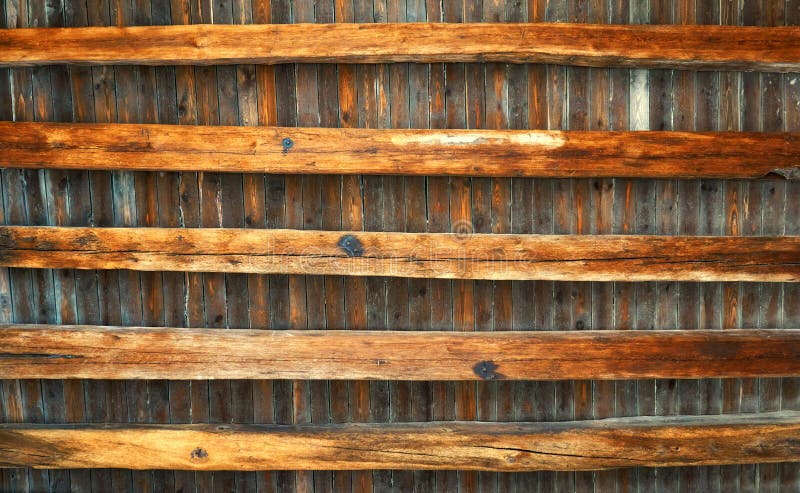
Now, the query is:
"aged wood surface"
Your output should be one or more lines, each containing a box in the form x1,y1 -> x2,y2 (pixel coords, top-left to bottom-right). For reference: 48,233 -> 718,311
1,226 -> 799,281
2,23 -> 800,71
2,413 -> 800,471
2,122 -> 799,179
3,325 -> 800,381
2,0 -> 799,490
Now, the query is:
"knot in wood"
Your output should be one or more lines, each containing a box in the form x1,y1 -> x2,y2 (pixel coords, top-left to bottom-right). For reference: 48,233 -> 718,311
190,447 -> 209,461
337,235 -> 364,257
473,360 -> 500,380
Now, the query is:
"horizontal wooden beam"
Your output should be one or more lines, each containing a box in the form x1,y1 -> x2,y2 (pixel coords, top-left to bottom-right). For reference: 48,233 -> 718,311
1,23 -> 798,71
2,122 -> 798,179
2,413 -> 799,471
2,226 -> 798,282
3,325 -> 800,380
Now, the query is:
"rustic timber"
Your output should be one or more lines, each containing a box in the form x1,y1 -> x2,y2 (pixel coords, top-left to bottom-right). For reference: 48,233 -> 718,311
0,23 -> 799,71
1,226 -> 798,282
6,226 -> 800,282
2,413 -> 800,471
1,122 -> 799,179
3,325 -> 800,380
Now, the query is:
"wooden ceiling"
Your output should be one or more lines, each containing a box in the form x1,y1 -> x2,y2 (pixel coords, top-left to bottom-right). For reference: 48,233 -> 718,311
0,0 -> 799,489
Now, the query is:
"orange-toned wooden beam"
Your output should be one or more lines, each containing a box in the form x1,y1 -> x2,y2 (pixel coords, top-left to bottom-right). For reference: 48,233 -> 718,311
0,23 -> 799,71
2,226 -> 799,282
2,413 -> 799,471
3,325 -> 800,380
2,122 -> 798,179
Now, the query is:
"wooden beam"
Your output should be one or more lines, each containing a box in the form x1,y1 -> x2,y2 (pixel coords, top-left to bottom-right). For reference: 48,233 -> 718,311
3,325 -> 800,381
2,413 -> 799,471
2,122 -> 798,179
0,23 -> 798,71
2,226 -> 798,282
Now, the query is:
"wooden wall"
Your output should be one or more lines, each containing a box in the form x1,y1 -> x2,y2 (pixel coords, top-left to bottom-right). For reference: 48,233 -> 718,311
1,0 -> 798,491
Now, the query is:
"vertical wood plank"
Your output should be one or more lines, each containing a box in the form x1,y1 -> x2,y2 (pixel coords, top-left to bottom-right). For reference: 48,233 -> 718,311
62,0 -> 96,482
247,0 -> 278,487
360,0 -> 393,487
6,1 -> 51,491
588,0 -> 619,490
27,0 -> 72,490
0,4 -> 31,490
426,0 -> 456,487
692,0 -> 724,486
268,0 -> 297,490
782,2 -> 800,489
757,2 -> 786,491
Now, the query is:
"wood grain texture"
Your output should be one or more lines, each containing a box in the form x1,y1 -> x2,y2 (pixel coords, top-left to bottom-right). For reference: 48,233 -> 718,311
2,122 -> 799,179
1,23 -> 800,71
3,325 -> 800,381
1,226 -> 798,281
2,413 -> 800,471
0,0 -> 797,490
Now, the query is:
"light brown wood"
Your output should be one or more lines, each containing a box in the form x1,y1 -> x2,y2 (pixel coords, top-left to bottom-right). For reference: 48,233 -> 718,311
1,226 -> 798,282
1,23 -> 799,71
2,413 -> 799,471
3,325 -> 800,380
2,122 -> 798,179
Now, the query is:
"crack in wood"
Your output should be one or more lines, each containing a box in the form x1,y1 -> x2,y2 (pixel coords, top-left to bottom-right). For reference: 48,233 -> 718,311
472,445 -> 651,463
0,353 -> 83,359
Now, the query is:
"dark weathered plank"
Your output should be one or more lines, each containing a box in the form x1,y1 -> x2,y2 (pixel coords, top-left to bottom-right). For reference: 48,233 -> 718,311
784,3 -> 800,490
3,325 -> 800,381
2,413 -> 800,471
2,23 -> 800,71
4,123 -> 799,179
1,226 -> 798,281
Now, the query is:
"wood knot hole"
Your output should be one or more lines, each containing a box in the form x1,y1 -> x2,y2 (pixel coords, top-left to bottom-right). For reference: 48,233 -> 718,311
190,447 -> 209,460
337,235 -> 364,257
473,360 -> 500,380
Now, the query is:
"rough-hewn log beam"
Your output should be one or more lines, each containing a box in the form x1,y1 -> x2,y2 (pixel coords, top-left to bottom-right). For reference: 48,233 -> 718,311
2,325 -> 800,380
2,122 -> 798,179
1,23 -> 799,71
2,413 -> 799,471
1,226 -> 798,282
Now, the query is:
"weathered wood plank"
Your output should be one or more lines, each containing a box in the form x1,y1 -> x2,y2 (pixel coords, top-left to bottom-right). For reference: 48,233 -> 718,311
1,23 -> 800,71
2,413 -> 800,471
2,122 -> 799,179
2,325 -> 800,381
0,226 -> 798,282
